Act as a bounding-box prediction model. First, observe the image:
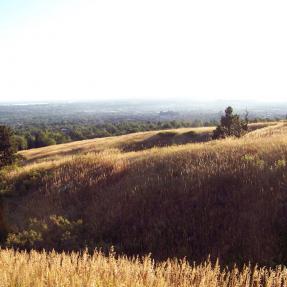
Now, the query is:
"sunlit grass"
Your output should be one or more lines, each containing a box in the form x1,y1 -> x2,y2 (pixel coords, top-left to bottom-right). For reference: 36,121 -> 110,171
18,126 -> 216,164
1,122 -> 287,275
0,249 -> 287,287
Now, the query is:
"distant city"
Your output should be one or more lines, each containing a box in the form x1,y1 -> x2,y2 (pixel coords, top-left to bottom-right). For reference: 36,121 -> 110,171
0,100 -> 286,126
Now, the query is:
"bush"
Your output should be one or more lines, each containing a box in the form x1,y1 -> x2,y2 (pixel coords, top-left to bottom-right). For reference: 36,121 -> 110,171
6,216 -> 84,251
213,106 -> 248,139
11,135 -> 28,151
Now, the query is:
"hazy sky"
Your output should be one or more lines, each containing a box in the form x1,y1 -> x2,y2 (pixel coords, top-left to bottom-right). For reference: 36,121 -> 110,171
0,0 -> 286,102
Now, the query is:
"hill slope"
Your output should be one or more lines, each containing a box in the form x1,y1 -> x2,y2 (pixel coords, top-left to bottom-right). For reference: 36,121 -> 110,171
1,122 -> 286,266
18,122 -> 275,164
19,126 -> 214,164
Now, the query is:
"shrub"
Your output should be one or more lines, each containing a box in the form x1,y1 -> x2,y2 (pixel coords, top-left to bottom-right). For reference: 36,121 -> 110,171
213,106 -> 248,139
6,216 -> 84,251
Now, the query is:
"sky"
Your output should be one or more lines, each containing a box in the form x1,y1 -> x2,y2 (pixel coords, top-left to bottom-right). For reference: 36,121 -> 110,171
0,0 -> 286,102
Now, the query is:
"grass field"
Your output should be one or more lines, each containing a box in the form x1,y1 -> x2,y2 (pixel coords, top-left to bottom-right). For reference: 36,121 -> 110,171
1,249 -> 287,287
0,121 -> 287,286
18,122 -> 275,164
18,126 -> 215,164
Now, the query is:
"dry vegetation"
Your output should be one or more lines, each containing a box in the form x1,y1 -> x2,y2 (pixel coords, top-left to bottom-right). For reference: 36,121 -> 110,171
18,126 -> 215,164
245,121 -> 287,138
18,123 -> 276,164
0,122 -> 287,284
1,249 -> 287,287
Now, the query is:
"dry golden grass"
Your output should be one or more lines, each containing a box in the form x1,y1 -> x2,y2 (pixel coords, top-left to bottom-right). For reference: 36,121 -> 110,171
18,127 -> 216,164
9,122 -> 284,190
245,121 -> 287,139
18,123 -> 277,165
0,249 -> 287,287
1,120 -> 287,285
1,122 -> 287,264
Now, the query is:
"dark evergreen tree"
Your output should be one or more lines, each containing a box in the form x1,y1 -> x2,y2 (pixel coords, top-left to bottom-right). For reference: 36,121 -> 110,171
213,106 -> 248,139
0,125 -> 15,168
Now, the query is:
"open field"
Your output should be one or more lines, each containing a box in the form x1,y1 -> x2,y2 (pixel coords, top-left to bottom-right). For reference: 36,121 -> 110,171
18,122 -> 276,164
1,249 -> 287,287
18,126 -> 215,164
0,121 -> 286,267
245,121 -> 287,138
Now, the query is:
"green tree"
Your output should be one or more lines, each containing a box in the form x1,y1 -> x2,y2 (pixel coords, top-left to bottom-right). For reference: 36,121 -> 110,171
11,135 -> 28,151
0,125 -> 16,168
34,131 -> 56,148
213,106 -> 248,139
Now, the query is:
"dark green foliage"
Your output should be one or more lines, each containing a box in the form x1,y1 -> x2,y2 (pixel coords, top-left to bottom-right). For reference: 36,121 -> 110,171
6,216 -> 84,251
213,106 -> 248,139
11,135 -> 28,151
34,131 -> 57,147
0,126 -> 15,168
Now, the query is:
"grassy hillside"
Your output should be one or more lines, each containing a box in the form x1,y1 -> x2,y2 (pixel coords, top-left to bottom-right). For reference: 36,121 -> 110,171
18,126 -> 215,164
18,122 -> 274,163
0,122 -> 286,267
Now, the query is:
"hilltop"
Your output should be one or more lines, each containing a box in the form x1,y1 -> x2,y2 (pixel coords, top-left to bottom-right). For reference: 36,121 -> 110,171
19,122 -> 272,164
18,126 -> 215,163
0,121 -> 286,266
